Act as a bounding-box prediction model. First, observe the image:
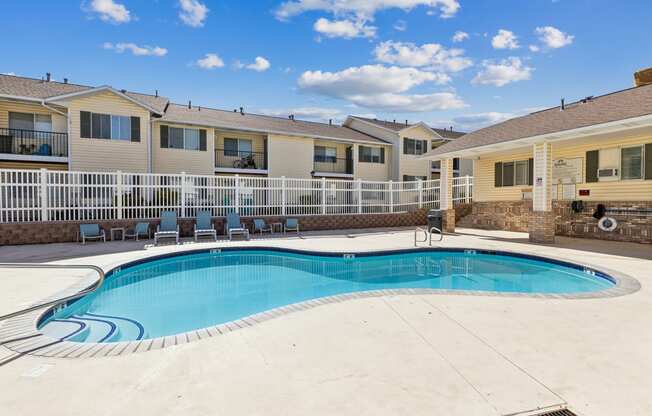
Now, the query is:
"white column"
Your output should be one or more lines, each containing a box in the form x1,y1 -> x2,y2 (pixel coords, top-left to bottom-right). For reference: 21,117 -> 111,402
40,168 -> 48,221
439,158 -> 454,211
532,142 -> 552,212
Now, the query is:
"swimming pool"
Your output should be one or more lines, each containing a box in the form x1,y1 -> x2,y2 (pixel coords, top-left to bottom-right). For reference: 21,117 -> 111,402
39,249 -> 615,343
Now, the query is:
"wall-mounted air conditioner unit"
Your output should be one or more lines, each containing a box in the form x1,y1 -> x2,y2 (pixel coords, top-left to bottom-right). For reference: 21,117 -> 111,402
598,168 -> 619,181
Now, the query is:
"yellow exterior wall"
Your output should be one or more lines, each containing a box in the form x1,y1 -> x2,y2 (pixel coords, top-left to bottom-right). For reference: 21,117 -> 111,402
151,122 -> 215,175
399,124 -> 433,179
214,129 -> 267,170
66,91 -> 150,172
267,134 -> 313,178
0,101 -> 67,132
354,143 -> 390,181
475,133 -> 652,202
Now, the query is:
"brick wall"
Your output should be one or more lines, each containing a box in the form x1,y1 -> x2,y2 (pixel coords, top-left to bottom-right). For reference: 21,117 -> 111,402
0,210 -> 428,246
461,200 -> 652,244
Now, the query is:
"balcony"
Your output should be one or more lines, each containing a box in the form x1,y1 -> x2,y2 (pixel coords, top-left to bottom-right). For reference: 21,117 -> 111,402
0,128 -> 68,160
215,149 -> 268,174
312,156 -> 354,178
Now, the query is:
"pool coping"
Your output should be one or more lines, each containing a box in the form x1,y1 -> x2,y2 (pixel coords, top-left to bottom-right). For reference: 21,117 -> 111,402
0,246 -> 641,359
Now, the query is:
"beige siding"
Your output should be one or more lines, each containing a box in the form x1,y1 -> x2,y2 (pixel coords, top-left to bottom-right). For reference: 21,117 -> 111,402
267,134 -> 313,178
152,122 -> 215,175
0,101 -> 67,132
214,130 -> 267,171
354,143 -> 390,181
475,133 -> 652,202
399,125 -> 435,180
65,91 -> 150,172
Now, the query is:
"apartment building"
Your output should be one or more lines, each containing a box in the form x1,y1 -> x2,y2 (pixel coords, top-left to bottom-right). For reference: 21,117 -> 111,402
0,74 -> 466,181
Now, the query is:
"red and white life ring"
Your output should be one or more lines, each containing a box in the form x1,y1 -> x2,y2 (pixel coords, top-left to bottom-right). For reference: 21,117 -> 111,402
598,217 -> 618,232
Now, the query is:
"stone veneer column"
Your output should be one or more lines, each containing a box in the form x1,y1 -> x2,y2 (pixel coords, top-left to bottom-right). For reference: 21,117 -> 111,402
529,142 -> 555,243
439,158 -> 456,233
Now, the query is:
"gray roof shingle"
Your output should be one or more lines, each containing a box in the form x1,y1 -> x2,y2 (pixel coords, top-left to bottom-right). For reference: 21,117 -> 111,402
161,104 -> 390,144
428,83 -> 652,157
352,116 -> 466,139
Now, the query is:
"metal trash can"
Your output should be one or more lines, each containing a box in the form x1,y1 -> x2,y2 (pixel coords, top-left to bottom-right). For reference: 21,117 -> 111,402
427,209 -> 443,231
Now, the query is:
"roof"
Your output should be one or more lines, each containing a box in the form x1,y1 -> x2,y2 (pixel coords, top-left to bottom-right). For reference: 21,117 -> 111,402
427,83 -> 652,157
0,74 -> 169,114
351,116 -> 465,139
160,104 -> 391,145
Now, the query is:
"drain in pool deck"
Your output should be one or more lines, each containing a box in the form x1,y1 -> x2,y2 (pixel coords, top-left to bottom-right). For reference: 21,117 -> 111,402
534,409 -> 578,416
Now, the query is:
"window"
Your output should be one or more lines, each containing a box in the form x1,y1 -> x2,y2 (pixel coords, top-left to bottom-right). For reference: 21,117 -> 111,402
621,146 -> 643,180
81,111 -> 140,141
314,146 -> 337,163
168,127 -> 202,150
9,112 -> 52,132
403,175 -> 427,182
403,138 -> 428,155
359,146 -> 384,163
494,159 -> 533,187
224,138 -> 252,156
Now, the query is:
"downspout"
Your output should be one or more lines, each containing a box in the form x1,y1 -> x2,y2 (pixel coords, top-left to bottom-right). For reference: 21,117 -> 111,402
148,118 -> 153,173
41,100 -> 67,116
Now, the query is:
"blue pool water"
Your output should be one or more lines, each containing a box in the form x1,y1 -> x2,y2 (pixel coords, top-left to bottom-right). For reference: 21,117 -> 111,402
39,249 -> 614,343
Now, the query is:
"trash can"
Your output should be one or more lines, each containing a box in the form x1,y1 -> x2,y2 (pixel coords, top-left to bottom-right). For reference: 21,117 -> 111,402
427,209 -> 443,231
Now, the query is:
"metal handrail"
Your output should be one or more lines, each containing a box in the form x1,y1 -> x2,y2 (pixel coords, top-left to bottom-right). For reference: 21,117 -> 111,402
0,264 -> 105,322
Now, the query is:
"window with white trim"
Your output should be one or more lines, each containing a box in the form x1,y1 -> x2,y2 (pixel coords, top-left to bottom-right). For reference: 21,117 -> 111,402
224,138 -> 253,156
621,145 -> 643,180
170,127 -> 201,150
9,112 -> 52,132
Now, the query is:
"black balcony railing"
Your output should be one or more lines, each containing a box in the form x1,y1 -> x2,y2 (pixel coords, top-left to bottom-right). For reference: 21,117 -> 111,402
0,128 -> 68,157
215,149 -> 267,170
313,157 -> 354,175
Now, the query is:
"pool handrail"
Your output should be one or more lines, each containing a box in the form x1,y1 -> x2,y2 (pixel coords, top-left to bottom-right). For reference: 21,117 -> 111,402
0,263 -> 105,322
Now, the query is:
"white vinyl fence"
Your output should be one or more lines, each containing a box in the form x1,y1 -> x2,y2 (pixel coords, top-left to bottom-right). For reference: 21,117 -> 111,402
0,169 -> 472,223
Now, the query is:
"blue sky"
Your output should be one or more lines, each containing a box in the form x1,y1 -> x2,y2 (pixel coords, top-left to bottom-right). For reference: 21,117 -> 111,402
2,0 -> 650,131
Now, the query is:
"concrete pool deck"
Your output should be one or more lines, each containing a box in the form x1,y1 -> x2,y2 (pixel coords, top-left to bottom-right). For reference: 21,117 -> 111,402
0,228 -> 651,416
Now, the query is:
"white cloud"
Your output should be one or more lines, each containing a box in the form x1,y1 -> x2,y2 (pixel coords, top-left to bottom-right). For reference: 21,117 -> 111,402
178,0 -> 209,27
275,0 -> 461,21
472,57 -> 533,87
86,0 -> 131,24
103,42 -> 167,57
535,26 -> 574,49
373,41 -> 472,73
529,44 -> 540,52
451,111 -> 518,130
246,56 -> 271,72
313,18 -> 376,39
297,64 -> 465,112
393,20 -> 407,31
491,29 -> 519,50
2,72 -> 16,76
452,30 -> 469,42
196,53 -> 224,69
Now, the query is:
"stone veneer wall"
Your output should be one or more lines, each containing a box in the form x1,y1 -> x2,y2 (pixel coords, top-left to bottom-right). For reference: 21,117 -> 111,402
464,200 -> 652,243
0,210 -> 428,246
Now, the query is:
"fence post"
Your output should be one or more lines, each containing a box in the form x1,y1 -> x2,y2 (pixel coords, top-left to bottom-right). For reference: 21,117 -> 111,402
321,177 -> 326,215
39,168 -> 48,222
389,180 -> 394,213
357,179 -> 362,214
234,174 -> 240,214
180,171 -> 187,218
417,179 -> 423,209
465,175 -> 471,203
281,176 -> 286,216
116,170 -> 123,220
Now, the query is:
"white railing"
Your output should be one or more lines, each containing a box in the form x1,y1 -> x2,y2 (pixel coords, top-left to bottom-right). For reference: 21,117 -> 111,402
452,175 -> 473,204
0,169 -> 472,223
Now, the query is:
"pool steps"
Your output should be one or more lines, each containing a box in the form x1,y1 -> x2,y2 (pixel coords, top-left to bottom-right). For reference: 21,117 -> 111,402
40,313 -> 145,343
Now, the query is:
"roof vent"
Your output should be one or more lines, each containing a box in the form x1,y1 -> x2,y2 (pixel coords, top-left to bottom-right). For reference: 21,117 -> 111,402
240,107 -> 244,115
450,126 -> 453,131
393,119 -> 396,124
188,100 -> 192,109
329,119 -> 332,126
63,78 -> 68,84
155,89 -> 158,97
233,109 -> 238,112
560,98 -> 565,111
580,95 -> 594,103
46,72 -> 51,82
405,119 -> 408,126
121,89 -> 127,94
198,106 -> 201,111
289,114 -> 295,121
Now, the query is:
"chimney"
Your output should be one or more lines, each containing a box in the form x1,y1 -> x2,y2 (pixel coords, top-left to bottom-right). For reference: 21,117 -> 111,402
239,107 -> 244,115
188,100 -> 192,109
46,72 -> 51,82
560,98 -> 565,111
634,67 -> 652,86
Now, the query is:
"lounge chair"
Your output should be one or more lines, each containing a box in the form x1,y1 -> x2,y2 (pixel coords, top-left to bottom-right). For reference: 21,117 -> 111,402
194,210 -> 217,242
125,222 -> 151,241
253,218 -> 272,235
79,223 -> 106,244
225,212 -> 249,240
284,218 -> 299,234
154,211 -> 179,245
